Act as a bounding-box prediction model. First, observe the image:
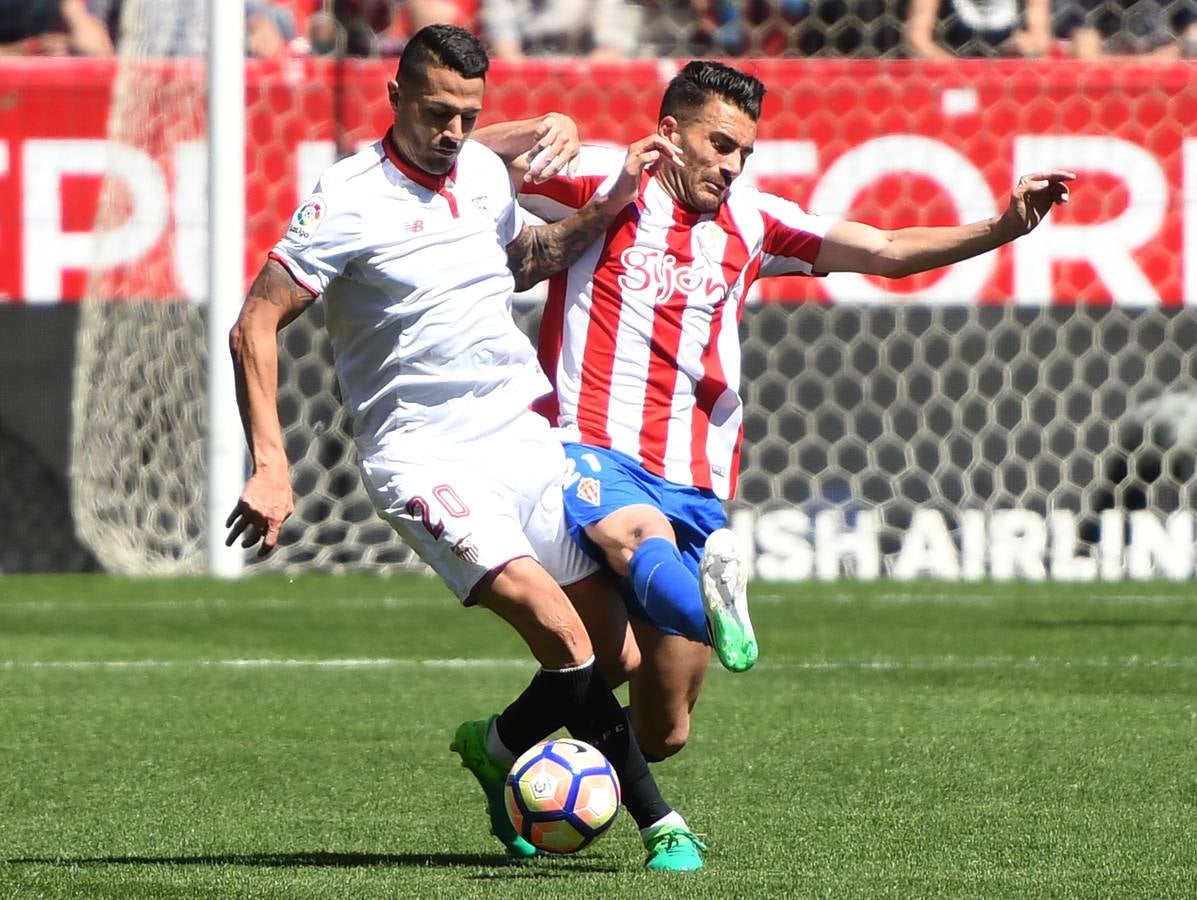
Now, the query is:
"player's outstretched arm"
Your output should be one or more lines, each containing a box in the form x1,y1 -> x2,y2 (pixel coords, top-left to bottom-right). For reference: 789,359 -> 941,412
225,258 -> 317,556
473,112 -> 580,184
506,133 -> 683,291
814,170 -> 1075,278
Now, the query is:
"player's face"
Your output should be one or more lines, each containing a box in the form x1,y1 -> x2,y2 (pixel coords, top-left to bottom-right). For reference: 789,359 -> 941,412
661,98 -> 757,214
388,65 -> 485,175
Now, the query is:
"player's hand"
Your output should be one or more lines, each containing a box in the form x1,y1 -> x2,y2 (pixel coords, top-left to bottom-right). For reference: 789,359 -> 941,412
605,134 -> 685,210
225,470 -> 294,557
1004,170 -> 1075,235
523,112 -> 581,184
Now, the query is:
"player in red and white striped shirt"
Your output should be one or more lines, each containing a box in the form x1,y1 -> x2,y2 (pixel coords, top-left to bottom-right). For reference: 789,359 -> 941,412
520,60 -> 1073,762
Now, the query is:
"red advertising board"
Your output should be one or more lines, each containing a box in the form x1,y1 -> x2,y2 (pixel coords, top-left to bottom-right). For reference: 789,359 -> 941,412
0,57 -> 1193,304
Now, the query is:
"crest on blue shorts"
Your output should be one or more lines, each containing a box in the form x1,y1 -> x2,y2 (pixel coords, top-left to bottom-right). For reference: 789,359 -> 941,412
576,477 -> 601,506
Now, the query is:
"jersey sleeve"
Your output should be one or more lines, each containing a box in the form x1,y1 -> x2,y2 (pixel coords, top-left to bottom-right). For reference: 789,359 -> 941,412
518,144 -> 624,224
496,173 -> 527,247
755,192 -> 833,278
269,182 -> 363,296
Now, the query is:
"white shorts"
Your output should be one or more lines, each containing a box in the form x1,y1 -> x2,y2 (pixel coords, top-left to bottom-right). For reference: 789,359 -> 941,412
358,410 -> 599,602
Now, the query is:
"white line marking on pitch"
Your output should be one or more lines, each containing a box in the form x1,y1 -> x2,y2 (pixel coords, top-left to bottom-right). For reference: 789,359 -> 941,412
3,655 -> 1196,672
0,596 -> 436,613
3,592 -> 1184,613
0,657 -> 529,671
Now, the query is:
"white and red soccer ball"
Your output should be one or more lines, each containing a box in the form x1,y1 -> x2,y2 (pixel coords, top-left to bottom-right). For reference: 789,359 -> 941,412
504,738 -> 621,854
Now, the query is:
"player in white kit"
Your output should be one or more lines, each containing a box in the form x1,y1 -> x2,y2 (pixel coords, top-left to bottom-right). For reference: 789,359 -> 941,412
224,26 -> 705,871
519,60 -> 1074,763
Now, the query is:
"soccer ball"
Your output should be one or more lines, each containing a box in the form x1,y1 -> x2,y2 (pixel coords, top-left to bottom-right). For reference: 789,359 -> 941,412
504,738 -> 621,854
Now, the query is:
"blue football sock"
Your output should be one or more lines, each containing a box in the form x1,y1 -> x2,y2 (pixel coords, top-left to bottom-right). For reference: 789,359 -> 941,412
627,537 -> 707,644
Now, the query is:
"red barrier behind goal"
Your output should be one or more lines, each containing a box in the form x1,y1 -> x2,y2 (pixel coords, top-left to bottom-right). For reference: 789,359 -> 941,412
1,57 -> 1192,305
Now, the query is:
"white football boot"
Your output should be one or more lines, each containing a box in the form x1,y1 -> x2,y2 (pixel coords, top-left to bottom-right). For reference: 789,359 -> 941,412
699,528 -> 757,672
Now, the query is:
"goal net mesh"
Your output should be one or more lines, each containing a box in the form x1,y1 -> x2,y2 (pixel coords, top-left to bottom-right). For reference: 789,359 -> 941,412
67,7 -> 1196,575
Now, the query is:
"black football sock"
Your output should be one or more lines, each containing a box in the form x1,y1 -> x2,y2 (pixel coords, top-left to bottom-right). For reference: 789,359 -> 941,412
493,656 -> 596,757
560,665 -> 673,830
623,704 -> 664,764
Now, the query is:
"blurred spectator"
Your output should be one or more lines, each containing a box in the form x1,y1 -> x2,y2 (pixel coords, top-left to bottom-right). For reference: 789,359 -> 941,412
301,9 -> 344,54
642,0 -> 898,57
0,0 -> 114,56
291,1 -> 457,57
797,0 -> 900,56
1186,21 -> 1197,56
333,0 -> 394,55
670,0 -> 807,56
406,0 -> 473,29
248,1 -> 299,58
87,0 -> 305,56
903,0 -> 1052,57
103,0 -> 207,54
1056,0 -> 1195,58
290,0 -> 455,57
481,0 -> 636,59
638,0 -> 714,55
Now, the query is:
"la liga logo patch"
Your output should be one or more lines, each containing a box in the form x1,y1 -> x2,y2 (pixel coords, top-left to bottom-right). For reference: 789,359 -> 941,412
297,198 -> 324,227
288,197 -> 325,241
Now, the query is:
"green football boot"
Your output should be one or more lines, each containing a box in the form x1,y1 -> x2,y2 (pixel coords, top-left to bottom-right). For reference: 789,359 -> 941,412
643,823 -> 708,872
700,527 -> 758,672
449,716 -> 537,858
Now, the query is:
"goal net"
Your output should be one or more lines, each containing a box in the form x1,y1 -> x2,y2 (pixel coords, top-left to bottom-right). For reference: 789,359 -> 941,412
68,8 -> 1196,578
70,2 -> 414,574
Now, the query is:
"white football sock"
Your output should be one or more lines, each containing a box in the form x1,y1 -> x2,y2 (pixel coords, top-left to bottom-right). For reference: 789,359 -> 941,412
486,718 -> 516,768
640,809 -> 686,839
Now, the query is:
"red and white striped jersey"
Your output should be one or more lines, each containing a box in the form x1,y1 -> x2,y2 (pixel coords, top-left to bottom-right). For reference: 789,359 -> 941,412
521,145 -> 831,499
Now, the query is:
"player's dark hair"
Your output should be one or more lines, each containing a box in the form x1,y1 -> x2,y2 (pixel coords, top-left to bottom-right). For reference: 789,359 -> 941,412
659,61 -> 765,123
398,25 -> 489,88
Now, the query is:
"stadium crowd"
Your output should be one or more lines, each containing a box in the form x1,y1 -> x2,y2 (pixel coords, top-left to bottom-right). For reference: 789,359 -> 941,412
1,0 -> 1194,60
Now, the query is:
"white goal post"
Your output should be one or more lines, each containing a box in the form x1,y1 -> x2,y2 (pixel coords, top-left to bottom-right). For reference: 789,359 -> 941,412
207,0 -> 247,578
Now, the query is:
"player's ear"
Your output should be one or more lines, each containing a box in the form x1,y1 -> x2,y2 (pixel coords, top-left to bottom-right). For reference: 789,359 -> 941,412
659,116 -> 680,143
386,79 -> 401,113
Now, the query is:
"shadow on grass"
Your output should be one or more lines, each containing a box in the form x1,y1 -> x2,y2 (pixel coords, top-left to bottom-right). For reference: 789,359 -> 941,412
4,851 -> 621,874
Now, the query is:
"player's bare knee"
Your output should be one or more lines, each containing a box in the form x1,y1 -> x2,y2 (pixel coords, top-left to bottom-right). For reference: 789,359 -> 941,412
586,506 -> 676,573
477,558 -> 594,666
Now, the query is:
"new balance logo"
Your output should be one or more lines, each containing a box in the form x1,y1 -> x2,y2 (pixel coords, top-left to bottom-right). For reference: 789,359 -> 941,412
451,536 -> 479,563
404,220 -> 425,233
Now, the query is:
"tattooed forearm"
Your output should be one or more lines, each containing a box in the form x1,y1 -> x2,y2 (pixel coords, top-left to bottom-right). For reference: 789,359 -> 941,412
507,198 -> 628,292
506,134 -> 677,291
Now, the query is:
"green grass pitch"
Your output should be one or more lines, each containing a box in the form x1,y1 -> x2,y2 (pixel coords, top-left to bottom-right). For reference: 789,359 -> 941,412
1,575 -> 1195,898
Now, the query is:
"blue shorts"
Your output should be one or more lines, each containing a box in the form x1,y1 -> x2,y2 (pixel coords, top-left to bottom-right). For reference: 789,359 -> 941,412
561,443 -> 726,633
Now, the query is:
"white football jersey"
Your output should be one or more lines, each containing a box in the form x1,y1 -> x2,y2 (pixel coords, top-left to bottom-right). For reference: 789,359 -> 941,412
271,135 -> 550,459
521,145 -> 832,500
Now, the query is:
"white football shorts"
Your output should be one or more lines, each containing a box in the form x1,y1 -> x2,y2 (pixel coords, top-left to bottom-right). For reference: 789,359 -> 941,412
357,409 -> 599,602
